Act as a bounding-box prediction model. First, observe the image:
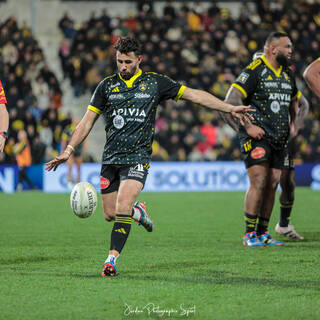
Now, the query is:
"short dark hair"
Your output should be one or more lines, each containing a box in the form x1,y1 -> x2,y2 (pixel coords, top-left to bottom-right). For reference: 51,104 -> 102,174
114,37 -> 142,56
265,32 -> 290,47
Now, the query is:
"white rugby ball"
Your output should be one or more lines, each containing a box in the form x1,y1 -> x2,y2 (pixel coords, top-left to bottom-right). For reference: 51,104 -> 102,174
70,182 -> 97,218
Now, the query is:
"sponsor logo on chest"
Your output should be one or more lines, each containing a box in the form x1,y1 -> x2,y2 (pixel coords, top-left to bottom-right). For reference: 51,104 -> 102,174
270,101 -> 281,113
281,83 -> 292,90
134,92 -> 151,99
264,81 -> 278,88
109,94 -> 124,100
109,82 -> 120,89
112,108 -> 146,117
268,92 -> 291,101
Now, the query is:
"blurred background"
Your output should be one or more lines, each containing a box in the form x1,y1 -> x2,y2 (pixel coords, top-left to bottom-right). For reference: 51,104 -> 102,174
0,0 -> 320,192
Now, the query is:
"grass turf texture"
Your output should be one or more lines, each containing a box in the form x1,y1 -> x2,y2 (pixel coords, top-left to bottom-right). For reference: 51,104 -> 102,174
0,188 -> 319,320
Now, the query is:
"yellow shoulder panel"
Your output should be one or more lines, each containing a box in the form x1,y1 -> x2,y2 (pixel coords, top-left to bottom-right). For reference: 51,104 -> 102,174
247,59 -> 262,70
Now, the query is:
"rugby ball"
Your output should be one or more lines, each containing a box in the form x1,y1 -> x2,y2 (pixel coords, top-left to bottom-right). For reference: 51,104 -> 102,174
70,182 -> 97,218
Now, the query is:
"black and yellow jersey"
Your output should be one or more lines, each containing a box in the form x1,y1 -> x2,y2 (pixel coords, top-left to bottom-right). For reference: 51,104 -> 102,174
232,55 -> 301,149
88,69 -> 186,164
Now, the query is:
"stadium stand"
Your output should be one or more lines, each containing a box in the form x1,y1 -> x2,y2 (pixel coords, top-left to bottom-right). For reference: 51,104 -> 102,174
0,15 -> 95,165
1,0 -> 320,164
56,0 -> 320,163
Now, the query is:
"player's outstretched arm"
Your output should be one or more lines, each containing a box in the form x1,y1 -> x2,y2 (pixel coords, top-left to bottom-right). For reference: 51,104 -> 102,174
303,59 -> 320,98
45,110 -> 99,171
0,103 -> 9,153
181,87 -> 254,126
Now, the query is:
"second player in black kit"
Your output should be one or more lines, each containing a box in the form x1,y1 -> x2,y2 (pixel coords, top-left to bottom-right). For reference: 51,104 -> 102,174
233,54 -> 300,168
225,32 -> 301,247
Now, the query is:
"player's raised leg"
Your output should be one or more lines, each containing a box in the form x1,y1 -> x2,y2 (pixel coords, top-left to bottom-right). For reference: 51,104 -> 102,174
133,200 -> 153,232
101,188 -> 153,231
102,179 -> 144,277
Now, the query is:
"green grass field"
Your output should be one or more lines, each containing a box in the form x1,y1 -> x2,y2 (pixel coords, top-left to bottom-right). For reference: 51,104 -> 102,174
1,188 -> 320,320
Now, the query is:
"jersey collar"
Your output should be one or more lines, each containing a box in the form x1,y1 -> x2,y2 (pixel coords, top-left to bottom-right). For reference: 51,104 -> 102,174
261,55 -> 282,78
118,68 -> 142,88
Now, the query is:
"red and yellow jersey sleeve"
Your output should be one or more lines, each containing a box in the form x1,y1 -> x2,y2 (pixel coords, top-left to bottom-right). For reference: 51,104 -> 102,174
0,80 -> 7,104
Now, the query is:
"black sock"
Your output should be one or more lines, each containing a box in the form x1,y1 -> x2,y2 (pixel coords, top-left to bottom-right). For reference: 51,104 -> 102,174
110,215 -> 132,254
256,217 -> 269,235
244,212 -> 258,233
279,201 -> 293,227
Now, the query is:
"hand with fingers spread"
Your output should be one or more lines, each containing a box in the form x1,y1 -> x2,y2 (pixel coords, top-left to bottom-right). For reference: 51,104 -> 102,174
45,151 -> 70,172
231,105 -> 255,126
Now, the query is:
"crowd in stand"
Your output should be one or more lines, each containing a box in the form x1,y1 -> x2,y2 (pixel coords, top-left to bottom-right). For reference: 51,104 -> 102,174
0,16 -> 77,165
57,0 -> 320,163
1,0 -> 320,165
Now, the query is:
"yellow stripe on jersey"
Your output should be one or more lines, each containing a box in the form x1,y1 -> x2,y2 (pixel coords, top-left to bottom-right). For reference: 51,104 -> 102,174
261,55 -> 282,77
247,59 -> 262,70
145,71 -> 159,75
291,90 -> 302,101
174,85 -> 186,102
118,69 -> 142,88
88,105 -> 102,115
232,83 -> 248,99
317,58 -> 320,61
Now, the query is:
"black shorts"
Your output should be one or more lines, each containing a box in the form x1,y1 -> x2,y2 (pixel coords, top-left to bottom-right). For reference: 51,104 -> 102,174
240,138 -> 288,169
100,163 -> 149,194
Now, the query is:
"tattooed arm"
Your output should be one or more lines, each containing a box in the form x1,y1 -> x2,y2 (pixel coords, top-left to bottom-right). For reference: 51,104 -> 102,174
290,94 -> 309,137
219,86 -> 244,132
222,86 -> 265,139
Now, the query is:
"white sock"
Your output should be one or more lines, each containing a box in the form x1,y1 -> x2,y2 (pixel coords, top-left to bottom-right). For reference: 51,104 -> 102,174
105,254 -> 119,263
131,207 -> 142,222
